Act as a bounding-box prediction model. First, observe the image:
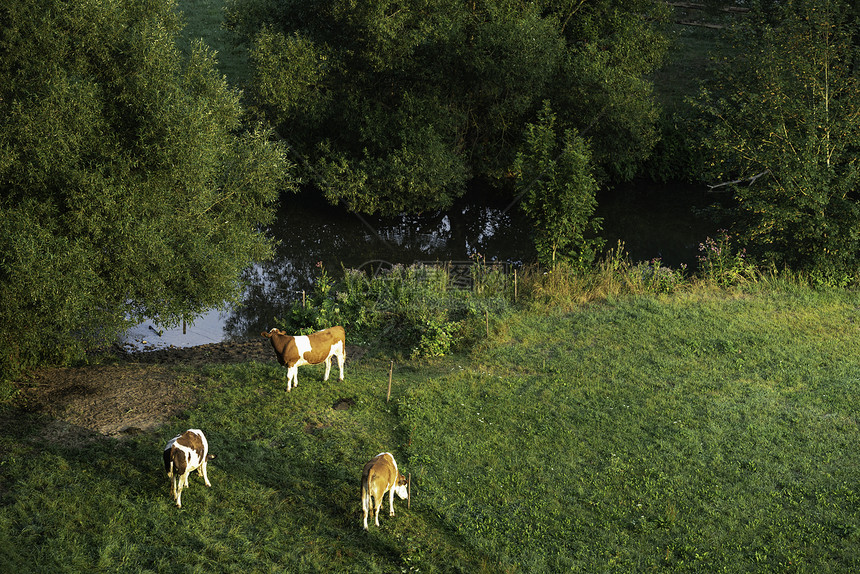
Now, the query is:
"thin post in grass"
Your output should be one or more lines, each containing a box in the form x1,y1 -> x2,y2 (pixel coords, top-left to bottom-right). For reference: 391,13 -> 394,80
485,309 -> 490,337
387,360 -> 394,402
514,267 -> 517,301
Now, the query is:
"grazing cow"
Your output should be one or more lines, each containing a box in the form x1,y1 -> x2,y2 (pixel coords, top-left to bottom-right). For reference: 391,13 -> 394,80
163,429 -> 213,508
361,452 -> 408,530
261,326 -> 345,392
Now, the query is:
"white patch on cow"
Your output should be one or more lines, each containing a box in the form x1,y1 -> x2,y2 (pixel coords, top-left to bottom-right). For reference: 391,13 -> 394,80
293,335 -> 313,367
393,481 -> 409,500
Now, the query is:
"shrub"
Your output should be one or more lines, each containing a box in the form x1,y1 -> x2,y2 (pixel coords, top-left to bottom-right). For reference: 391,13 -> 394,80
276,262 -> 511,357
697,230 -> 758,287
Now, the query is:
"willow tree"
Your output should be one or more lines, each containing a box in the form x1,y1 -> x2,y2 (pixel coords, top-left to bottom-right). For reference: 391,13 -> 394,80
694,0 -> 860,277
226,0 -> 670,215
0,0 -> 292,376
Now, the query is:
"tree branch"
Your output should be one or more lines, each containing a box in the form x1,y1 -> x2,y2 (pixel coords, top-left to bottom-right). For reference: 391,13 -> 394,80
707,170 -> 770,191
666,2 -> 749,13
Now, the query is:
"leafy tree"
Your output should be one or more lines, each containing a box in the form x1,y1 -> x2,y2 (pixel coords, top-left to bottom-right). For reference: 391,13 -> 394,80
226,0 -> 670,215
512,103 -> 603,268
694,0 -> 860,276
0,0 -> 293,376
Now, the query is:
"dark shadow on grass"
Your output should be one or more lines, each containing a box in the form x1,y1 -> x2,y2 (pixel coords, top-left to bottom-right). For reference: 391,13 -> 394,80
0,403 -> 180,511
199,429 -> 415,570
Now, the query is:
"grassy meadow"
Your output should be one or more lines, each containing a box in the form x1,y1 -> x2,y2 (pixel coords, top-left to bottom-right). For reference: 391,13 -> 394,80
2,280 -> 860,573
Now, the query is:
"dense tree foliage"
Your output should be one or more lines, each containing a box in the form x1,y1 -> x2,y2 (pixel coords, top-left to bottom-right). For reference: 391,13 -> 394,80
226,0 -> 670,215
513,103 -> 603,268
0,0 -> 292,375
694,0 -> 860,277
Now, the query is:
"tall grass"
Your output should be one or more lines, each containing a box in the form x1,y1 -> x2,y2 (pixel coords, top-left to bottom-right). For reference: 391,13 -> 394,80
266,235 -> 857,367
513,241 -> 692,306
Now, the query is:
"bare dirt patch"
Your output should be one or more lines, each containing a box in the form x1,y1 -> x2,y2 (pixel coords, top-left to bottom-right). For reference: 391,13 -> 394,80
13,340 -> 273,445
20,364 -> 193,444
12,340 -> 366,446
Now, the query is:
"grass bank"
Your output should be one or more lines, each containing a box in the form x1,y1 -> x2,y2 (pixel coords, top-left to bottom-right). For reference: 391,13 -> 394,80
2,284 -> 860,572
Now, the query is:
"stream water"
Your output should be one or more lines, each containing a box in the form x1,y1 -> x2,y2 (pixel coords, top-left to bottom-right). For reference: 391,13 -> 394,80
122,181 -> 718,350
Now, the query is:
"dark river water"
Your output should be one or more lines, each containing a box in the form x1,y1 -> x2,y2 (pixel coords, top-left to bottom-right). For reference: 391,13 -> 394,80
122,181 -> 718,349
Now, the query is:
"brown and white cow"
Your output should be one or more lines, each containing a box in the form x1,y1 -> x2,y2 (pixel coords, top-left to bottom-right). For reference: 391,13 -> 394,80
361,452 -> 408,530
261,326 -> 345,391
163,429 -> 214,508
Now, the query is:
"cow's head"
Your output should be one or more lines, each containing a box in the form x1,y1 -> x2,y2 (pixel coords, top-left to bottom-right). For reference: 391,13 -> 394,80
261,328 -> 288,338
393,473 -> 409,499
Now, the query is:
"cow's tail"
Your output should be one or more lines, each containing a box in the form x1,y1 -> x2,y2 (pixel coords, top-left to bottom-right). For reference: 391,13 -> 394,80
361,478 -> 370,514
361,476 -> 372,529
163,447 -> 175,496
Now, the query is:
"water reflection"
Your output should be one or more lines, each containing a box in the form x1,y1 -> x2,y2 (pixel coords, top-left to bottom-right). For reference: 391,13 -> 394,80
222,191 -> 535,342
123,182 -> 717,349
596,182 -> 717,267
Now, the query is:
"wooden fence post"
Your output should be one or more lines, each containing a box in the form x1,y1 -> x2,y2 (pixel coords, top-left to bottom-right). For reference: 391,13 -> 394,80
387,360 -> 394,402
514,268 -> 518,302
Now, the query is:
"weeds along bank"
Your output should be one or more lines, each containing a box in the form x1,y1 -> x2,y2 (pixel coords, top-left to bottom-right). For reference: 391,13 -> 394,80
274,234 -> 835,361
2,246 -> 860,572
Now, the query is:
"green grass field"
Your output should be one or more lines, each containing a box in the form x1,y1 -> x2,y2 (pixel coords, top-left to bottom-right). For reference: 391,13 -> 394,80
2,287 -> 859,572
177,0 -> 251,88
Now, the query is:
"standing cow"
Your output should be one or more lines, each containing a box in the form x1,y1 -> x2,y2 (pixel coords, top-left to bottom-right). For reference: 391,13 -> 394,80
261,326 -> 345,391
361,452 -> 408,530
163,429 -> 214,508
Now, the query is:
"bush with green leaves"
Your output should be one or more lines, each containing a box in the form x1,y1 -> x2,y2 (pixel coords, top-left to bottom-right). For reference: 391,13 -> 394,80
512,102 -> 605,269
276,263 -> 512,357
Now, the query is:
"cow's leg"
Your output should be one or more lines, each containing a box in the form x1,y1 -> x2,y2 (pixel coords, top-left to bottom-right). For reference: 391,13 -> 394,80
323,355 -> 332,381
389,486 -> 396,516
201,460 -> 212,487
337,348 -> 345,381
175,473 -> 187,507
287,365 -> 298,391
169,472 -> 177,501
374,496 -> 382,527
